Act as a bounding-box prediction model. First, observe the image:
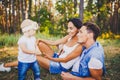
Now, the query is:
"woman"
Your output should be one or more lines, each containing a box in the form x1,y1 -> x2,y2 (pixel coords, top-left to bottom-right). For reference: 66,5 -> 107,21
36,18 -> 83,74
0,18 -> 83,74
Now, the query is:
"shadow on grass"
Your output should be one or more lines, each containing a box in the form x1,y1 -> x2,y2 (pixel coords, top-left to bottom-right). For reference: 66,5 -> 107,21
1,54 -> 120,80
0,67 -> 62,80
0,56 -> 62,80
104,54 -> 120,80
0,44 -> 120,80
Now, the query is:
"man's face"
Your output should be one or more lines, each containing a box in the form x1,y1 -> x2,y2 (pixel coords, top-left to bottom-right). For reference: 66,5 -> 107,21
77,26 -> 88,43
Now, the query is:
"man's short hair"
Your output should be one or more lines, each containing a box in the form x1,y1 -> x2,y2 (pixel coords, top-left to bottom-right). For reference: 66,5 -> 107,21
83,22 -> 100,41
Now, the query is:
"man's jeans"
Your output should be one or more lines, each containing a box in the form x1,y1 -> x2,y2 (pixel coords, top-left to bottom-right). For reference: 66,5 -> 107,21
18,61 -> 40,80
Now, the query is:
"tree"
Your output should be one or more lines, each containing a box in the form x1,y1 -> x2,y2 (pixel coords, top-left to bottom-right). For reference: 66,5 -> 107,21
110,0 -> 120,34
79,0 -> 84,22
55,0 -> 79,35
28,0 -> 32,19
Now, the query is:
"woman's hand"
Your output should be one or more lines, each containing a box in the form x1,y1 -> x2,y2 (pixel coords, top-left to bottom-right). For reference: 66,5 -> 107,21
43,53 -> 53,60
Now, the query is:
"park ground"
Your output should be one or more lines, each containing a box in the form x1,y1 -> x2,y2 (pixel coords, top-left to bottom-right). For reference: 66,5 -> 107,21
0,39 -> 120,80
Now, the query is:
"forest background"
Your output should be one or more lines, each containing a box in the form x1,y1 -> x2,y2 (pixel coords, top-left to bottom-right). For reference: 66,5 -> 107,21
0,0 -> 120,80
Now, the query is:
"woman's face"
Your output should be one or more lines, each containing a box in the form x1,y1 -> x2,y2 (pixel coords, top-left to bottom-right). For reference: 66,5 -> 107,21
67,22 -> 78,37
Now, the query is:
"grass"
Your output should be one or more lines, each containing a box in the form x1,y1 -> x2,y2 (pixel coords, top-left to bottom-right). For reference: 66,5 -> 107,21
0,39 -> 120,80
0,33 -> 61,48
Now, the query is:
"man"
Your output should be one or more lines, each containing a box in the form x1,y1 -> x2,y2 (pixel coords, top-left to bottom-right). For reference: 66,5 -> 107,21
61,22 -> 106,80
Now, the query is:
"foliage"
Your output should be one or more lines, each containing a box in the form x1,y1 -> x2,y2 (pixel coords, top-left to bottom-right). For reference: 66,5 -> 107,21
85,0 -> 120,34
55,0 -> 79,35
0,31 -> 120,48
36,31 -> 61,41
0,0 -> 120,36
83,10 -> 93,22
0,34 -> 20,47
99,31 -> 120,39
0,33 -> 62,48
32,6 -> 62,36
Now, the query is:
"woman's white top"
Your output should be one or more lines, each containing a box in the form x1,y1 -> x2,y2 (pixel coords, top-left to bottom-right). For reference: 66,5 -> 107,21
18,36 -> 36,63
59,38 -> 80,69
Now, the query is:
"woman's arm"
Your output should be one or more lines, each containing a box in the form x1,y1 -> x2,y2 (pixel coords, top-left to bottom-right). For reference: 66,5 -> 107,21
44,44 -> 82,62
38,35 -> 70,46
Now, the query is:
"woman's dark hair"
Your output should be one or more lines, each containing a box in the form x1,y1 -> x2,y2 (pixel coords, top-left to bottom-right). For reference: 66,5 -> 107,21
83,22 -> 100,41
68,18 -> 82,29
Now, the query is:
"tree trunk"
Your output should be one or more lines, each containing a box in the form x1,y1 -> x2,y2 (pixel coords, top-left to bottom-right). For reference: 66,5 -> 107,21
28,0 -> 32,18
74,0 -> 77,14
112,1 -> 119,34
5,7 -> 8,33
79,0 -> 84,22
21,0 -> 25,21
9,0 -> 11,30
18,0 -> 20,28
11,0 -> 16,33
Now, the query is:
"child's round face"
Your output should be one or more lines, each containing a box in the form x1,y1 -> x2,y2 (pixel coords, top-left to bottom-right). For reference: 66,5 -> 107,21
29,29 -> 36,36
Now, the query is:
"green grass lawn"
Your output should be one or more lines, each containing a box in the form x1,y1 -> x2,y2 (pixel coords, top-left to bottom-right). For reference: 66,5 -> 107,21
0,39 -> 120,80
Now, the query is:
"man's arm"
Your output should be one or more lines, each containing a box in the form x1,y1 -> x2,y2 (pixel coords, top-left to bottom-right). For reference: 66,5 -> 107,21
61,68 -> 102,80
61,72 -> 95,80
89,68 -> 103,80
